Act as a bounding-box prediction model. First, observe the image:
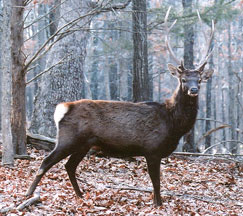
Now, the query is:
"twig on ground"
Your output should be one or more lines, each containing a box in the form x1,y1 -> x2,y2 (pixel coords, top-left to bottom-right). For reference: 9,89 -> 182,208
172,152 -> 243,163
172,151 -> 243,157
0,204 -> 15,214
106,184 -> 153,193
105,184 -> 242,206
17,190 -> 41,211
0,190 -> 40,213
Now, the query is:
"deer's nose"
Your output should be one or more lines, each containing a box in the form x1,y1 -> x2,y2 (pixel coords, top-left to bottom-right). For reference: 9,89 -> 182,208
190,87 -> 198,95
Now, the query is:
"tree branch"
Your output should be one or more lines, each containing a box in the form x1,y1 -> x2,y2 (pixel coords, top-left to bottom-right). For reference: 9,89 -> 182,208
23,0 -> 132,71
197,124 -> 231,145
24,0 -> 65,30
148,0 -> 237,31
98,0 -> 131,11
23,8 -> 95,71
26,53 -> 71,85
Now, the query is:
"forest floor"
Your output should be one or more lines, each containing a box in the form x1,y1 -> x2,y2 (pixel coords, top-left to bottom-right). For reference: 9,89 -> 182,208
0,146 -> 242,216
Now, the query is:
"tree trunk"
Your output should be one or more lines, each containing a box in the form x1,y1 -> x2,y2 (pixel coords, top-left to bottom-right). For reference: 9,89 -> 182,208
221,87 -> 227,141
104,56 -> 111,100
10,0 -> 26,155
182,0 -> 195,152
237,16 -> 243,152
205,47 -> 214,150
182,0 -> 194,69
109,57 -> 119,100
29,0 -> 91,138
0,0 -> 2,130
1,0 -> 26,165
90,61 -> 99,100
90,41 -> 99,100
1,0 -> 14,165
49,0 -> 61,40
119,58 -> 128,101
132,0 -> 150,102
227,23 -> 236,153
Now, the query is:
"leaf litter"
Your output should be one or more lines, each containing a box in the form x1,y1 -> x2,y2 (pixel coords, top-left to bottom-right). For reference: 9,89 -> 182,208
0,146 -> 242,215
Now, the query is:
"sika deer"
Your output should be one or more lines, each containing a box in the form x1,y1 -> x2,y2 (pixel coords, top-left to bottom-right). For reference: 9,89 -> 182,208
26,7 -> 214,206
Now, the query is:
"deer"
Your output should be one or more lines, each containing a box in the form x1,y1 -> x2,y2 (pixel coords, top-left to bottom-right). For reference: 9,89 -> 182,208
26,7 -> 215,206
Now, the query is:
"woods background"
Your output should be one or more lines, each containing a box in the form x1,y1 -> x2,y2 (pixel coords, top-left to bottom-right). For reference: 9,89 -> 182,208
0,0 -> 242,165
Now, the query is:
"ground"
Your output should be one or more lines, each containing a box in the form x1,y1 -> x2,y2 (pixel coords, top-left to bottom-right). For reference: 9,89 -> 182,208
0,146 -> 242,215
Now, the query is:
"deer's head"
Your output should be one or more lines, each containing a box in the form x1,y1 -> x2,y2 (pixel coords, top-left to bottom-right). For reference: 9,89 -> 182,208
164,7 -> 215,97
168,61 -> 214,97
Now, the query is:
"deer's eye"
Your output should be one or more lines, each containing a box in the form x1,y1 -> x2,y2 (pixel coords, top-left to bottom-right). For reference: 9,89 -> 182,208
198,79 -> 201,84
182,78 -> 186,83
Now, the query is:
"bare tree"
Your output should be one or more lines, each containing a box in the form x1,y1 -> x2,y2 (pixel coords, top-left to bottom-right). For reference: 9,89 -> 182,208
29,0 -> 93,138
227,22 -> 237,153
0,0 -> 2,130
132,0 -> 150,102
1,0 -> 26,165
205,52 -> 214,150
182,0 -> 195,152
28,0 -> 132,137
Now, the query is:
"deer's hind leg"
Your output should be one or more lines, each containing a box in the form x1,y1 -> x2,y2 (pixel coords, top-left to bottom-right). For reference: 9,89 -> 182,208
26,145 -> 72,196
26,132 -> 82,196
65,150 -> 89,197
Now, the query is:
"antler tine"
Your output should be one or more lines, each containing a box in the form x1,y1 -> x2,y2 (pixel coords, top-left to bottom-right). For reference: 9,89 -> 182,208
164,6 -> 181,65
179,60 -> 185,70
196,10 -> 207,43
196,10 -> 215,68
202,20 -> 215,62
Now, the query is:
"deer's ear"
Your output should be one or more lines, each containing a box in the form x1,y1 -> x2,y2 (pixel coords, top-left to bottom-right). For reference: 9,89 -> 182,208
201,69 -> 214,82
168,63 -> 181,77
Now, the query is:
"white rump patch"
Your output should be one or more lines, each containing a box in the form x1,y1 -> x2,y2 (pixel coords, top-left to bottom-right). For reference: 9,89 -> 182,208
54,103 -> 69,129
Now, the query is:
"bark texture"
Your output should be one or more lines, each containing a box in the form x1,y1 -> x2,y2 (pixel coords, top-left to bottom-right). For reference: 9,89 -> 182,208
1,0 -> 14,165
0,0 -> 2,130
205,51 -> 214,150
227,23 -> 236,153
29,0 -> 91,138
1,0 -> 26,165
132,0 -> 150,102
11,0 -> 26,155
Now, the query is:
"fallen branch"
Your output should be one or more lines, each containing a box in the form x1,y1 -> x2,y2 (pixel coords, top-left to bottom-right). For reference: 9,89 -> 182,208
17,190 -> 41,211
15,154 -> 32,160
161,191 -> 242,206
0,154 -> 32,160
105,184 -> 242,206
106,184 -> 152,193
173,152 -> 243,164
27,132 -> 55,151
0,204 -> 15,214
172,152 -> 243,157
0,191 -> 40,213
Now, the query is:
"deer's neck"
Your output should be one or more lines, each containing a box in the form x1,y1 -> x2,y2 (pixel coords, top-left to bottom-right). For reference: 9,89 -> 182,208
167,84 -> 198,134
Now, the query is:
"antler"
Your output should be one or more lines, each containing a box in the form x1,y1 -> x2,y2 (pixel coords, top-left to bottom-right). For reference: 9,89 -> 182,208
196,10 -> 215,69
178,60 -> 185,72
164,6 -> 181,65
164,7 -> 215,70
